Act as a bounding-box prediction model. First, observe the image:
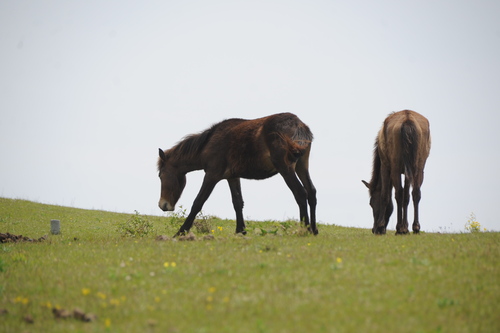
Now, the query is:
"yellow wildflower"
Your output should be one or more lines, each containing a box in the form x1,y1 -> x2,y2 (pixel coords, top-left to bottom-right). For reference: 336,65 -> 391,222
109,298 -> 120,306
82,288 -> 91,296
14,296 -> 29,305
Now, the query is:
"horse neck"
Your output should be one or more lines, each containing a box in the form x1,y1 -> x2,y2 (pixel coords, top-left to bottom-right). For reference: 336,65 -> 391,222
169,150 -> 203,174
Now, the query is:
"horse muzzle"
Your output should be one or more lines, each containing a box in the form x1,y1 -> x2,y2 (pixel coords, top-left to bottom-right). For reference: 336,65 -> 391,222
158,199 -> 175,212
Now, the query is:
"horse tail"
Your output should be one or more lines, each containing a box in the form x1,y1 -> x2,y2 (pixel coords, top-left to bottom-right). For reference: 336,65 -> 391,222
286,123 -> 312,158
273,123 -> 312,161
401,119 -> 419,182
291,124 -> 313,147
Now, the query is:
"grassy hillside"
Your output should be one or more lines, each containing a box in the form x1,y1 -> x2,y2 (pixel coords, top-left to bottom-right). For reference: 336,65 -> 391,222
1,198 -> 499,332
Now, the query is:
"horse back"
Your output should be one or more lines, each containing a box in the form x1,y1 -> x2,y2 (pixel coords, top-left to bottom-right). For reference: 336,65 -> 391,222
378,110 -> 431,171
202,113 -> 312,179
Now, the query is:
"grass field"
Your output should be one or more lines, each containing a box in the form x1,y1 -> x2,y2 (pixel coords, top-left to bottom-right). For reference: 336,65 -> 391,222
1,197 -> 499,332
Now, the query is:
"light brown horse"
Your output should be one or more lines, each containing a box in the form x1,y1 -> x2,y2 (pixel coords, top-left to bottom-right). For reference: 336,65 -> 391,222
158,113 -> 317,236
362,110 -> 431,234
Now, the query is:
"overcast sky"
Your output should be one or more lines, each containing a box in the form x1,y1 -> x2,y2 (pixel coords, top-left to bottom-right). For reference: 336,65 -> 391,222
1,0 -> 499,233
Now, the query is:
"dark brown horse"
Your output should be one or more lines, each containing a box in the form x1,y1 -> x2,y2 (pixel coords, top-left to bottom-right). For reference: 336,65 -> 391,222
362,110 -> 431,235
158,113 -> 317,236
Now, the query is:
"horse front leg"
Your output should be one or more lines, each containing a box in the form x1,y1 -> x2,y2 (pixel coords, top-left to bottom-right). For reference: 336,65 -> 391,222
175,175 -> 219,237
228,178 -> 247,235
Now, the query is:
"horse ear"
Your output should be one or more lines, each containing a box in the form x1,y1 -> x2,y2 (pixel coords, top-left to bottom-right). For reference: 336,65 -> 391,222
158,148 -> 166,161
362,180 -> 370,189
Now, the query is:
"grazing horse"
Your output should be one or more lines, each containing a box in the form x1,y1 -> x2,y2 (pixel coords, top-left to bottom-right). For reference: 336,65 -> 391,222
158,112 -> 317,236
362,110 -> 431,235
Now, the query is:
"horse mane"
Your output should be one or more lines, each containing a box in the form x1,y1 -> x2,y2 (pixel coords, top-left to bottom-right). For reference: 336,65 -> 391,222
174,127 -> 215,158
368,138 -> 382,196
158,123 -> 217,171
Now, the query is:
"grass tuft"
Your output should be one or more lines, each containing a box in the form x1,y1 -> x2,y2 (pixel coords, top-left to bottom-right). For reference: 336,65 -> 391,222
118,210 -> 155,237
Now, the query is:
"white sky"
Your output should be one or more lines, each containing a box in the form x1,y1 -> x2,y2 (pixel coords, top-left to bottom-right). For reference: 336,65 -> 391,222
1,0 -> 499,233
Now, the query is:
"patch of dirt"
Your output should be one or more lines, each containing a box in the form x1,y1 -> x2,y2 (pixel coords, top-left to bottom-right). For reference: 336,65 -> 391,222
53,308 -> 97,322
23,314 -> 34,324
178,232 -> 197,241
0,232 -> 47,243
202,234 -> 215,241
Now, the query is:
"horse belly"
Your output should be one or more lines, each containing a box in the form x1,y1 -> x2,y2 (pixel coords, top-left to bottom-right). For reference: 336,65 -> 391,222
223,124 -> 280,179
225,152 -> 277,180
245,148 -> 278,179
242,168 -> 278,180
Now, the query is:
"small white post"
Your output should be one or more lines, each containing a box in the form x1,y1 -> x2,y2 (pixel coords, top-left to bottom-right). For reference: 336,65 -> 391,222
50,219 -> 61,235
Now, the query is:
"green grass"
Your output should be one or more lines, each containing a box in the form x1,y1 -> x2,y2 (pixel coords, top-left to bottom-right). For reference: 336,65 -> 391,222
1,197 -> 499,332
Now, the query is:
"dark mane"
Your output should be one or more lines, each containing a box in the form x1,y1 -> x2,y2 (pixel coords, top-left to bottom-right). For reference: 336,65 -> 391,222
157,124 -> 217,172
157,157 -> 163,173
173,126 -> 215,159
368,139 -> 381,196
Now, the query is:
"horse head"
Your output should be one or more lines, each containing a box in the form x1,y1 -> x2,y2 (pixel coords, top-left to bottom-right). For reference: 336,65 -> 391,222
158,148 -> 186,212
362,179 -> 393,234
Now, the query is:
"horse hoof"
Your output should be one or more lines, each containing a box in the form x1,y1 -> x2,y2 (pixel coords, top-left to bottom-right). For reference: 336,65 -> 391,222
174,230 -> 187,238
373,227 -> 386,235
307,226 -> 318,235
236,230 -> 247,235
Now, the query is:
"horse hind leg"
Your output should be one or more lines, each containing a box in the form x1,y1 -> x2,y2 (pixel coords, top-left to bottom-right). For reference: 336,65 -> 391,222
398,176 -> 411,235
270,139 -> 315,234
279,167 -> 310,229
412,172 -> 424,234
296,156 -> 317,235
394,174 -> 410,235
